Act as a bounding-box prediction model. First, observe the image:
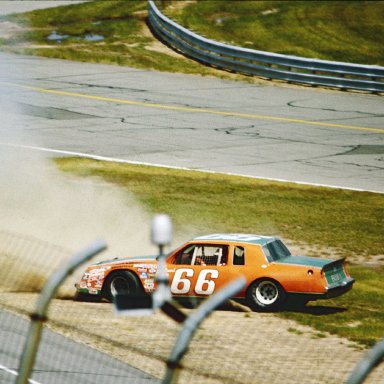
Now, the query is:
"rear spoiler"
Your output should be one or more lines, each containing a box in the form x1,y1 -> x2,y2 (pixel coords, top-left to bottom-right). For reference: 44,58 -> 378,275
321,257 -> 346,273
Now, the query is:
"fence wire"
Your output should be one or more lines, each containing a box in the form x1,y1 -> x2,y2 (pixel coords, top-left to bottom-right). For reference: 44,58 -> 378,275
0,230 -> 382,384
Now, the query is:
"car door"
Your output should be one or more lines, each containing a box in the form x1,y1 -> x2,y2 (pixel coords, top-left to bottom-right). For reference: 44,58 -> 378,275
168,243 -> 236,297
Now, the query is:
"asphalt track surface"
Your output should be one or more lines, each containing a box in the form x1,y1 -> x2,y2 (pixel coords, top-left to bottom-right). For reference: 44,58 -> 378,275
0,52 -> 383,193
0,309 -> 158,384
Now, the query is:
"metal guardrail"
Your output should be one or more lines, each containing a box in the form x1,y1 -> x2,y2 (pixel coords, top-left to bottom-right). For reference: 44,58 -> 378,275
147,1 -> 384,93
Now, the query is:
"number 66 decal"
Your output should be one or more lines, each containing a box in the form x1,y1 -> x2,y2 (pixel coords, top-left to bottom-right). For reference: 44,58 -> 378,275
170,268 -> 219,295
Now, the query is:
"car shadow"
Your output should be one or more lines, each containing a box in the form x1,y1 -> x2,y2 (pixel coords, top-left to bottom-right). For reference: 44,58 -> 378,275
214,299 -> 348,315
283,304 -> 347,315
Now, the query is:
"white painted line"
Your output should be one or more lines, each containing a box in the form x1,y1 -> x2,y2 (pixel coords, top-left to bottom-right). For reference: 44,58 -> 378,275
1,142 -> 383,194
0,364 -> 42,384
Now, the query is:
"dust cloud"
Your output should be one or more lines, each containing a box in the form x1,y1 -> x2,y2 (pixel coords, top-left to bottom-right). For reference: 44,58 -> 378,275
0,59 -> 159,297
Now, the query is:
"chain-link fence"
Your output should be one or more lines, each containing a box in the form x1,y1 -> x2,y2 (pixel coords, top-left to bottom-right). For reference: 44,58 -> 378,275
0,230 -> 382,384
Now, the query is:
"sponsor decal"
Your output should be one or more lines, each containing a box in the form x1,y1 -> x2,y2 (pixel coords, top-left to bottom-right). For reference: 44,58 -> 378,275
148,273 -> 156,278
140,272 -> 148,279
144,278 -> 155,292
81,267 -> 108,291
84,267 -> 107,282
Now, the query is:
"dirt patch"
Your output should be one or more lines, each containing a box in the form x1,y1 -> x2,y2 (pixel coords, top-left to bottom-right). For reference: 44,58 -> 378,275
0,20 -> 25,39
1,293 -> 382,384
141,22 -> 187,59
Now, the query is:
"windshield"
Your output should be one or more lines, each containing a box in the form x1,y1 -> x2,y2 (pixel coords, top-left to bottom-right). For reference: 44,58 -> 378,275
263,240 -> 291,262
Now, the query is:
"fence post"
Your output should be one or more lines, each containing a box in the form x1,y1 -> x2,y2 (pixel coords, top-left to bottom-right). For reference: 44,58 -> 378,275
15,238 -> 107,384
151,214 -> 172,310
345,338 -> 384,384
163,276 -> 246,384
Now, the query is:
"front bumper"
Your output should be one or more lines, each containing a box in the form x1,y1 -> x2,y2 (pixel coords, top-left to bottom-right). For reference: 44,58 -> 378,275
76,287 -> 102,296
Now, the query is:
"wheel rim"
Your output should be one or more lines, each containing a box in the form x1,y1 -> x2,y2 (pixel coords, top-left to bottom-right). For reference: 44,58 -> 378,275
110,276 -> 130,297
254,281 -> 278,305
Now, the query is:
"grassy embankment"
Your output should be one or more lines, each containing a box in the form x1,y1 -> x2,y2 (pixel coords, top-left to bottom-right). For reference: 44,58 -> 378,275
0,1 -> 232,78
164,0 -> 384,65
56,157 -> 384,347
1,0 -> 383,76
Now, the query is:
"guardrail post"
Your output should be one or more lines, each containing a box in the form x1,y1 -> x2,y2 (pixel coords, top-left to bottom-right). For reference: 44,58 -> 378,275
162,277 -> 246,384
15,239 -> 107,384
345,338 -> 384,384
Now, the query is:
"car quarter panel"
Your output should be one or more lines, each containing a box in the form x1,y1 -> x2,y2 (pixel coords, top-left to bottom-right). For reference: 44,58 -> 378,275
263,264 -> 326,294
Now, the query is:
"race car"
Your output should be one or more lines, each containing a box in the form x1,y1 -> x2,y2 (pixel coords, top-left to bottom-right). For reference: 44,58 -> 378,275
75,234 -> 354,311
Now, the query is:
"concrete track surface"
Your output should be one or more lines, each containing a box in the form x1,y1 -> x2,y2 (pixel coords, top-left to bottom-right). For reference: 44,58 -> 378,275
0,52 -> 383,193
0,1 -> 85,16
0,309 -> 158,384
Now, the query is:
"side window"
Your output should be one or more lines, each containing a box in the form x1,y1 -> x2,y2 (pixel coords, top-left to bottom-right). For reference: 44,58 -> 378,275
174,245 -> 228,266
192,245 -> 228,266
175,245 -> 196,265
233,246 -> 245,265
262,245 -> 272,262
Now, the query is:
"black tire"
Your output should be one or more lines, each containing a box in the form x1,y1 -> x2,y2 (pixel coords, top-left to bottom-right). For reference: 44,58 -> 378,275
246,279 -> 286,311
103,270 -> 142,302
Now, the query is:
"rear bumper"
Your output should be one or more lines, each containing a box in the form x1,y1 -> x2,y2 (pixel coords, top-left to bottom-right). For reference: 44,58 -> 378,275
287,278 -> 355,302
324,278 -> 355,299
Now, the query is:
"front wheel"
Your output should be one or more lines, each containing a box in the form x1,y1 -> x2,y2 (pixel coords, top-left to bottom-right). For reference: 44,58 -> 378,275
103,270 -> 142,302
246,279 -> 286,311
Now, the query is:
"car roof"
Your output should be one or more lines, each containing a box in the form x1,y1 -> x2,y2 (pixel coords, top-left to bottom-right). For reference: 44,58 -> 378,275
193,234 -> 276,246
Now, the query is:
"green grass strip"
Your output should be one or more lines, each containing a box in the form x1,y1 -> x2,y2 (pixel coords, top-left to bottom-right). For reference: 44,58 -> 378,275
165,0 -> 384,66
55,157 -> 383,259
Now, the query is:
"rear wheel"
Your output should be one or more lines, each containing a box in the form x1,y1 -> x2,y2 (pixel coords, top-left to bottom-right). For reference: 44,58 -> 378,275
103,270 -> 142,302
246,279 -> 286,311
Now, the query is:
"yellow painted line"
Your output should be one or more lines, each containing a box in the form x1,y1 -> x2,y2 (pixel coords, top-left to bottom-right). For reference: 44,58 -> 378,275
6,82 -> 384,133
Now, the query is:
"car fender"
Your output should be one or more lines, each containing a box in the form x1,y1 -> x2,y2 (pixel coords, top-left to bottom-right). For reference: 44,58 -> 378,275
102,267 -> 145,294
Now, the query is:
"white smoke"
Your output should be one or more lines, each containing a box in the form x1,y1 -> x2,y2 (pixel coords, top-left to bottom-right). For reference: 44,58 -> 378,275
0,76 -> 155,258
0,55 -> 158,297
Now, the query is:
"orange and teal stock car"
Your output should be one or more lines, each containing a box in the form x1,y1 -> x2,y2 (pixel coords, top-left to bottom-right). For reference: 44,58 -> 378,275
76,234 -> 354,310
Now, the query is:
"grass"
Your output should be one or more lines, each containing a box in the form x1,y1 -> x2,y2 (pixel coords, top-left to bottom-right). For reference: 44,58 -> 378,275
1,0 -> 383,76
54,157 -> 384,347
55,157 -> 384,259
0,1 -> 241,79
164,0 -> 384,65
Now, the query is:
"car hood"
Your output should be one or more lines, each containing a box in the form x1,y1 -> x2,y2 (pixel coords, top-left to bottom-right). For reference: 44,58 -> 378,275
274,256 -> 332,268
94,255 -> 157,266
